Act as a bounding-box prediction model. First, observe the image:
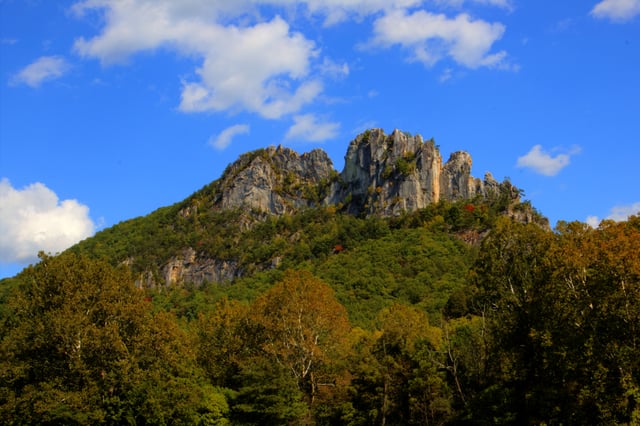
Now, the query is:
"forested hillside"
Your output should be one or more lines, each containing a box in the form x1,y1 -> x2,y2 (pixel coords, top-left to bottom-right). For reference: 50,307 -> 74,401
1,199 -> 638,424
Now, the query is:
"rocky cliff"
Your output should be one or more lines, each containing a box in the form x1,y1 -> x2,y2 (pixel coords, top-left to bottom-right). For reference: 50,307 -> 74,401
331,129 -> 510,216
213,145 -> 335,216
205,128 -> 517,217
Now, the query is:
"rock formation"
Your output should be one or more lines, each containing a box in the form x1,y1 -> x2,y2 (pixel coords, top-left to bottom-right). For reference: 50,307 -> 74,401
330,129 -> 511,216
213,145 -> 335,215
208,128 -> 518,217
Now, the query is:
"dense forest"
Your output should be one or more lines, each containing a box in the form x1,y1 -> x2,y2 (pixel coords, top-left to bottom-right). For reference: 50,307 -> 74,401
1,195 -> 639,424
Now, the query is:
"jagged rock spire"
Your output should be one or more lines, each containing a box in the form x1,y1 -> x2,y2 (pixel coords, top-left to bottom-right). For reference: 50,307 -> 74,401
210,128 -> 517,217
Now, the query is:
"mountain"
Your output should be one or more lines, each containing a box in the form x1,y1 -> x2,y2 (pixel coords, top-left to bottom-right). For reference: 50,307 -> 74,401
186,128 -> 519,217
69,128 -> 546,287
4,132 -> 637,426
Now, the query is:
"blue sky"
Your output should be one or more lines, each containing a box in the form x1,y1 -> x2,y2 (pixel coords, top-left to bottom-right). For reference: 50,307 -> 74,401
1,0 -> 639,277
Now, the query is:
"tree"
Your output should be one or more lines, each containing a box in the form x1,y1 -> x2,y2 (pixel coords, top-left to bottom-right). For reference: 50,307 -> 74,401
0,252 -> 223,424
250,270 -> 352,404
550,217 -> 640,423
196,298 -> 253,387
349,304 -> 449,425
471,218 -> 556,424
230,358 -> 308,425
471,216 -> 640,424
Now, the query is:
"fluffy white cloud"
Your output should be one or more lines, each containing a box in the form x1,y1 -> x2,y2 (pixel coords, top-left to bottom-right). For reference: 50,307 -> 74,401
10,55 -> 69,88
585,215 -> 600,228
0,179 -> 96,264
591,0 -> 640,22
278,0 -> 423,25
73,1 -> 321,118
70,0 -> 512,119
607,202 -> 640,221
209,124 -> 250,150
586,202 -> 640,227
370,9 -> 508,68
285,114 -> 340,141
516,145 -> 580,176
69,0 -> 513,117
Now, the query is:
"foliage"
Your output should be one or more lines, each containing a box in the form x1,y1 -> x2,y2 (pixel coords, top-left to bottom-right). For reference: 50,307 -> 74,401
464,216 -> 640,424
3,173 -> 637,423
230,358 -> 308,425
251,270 -> 351,402
0,253 -> 222,425
348,305 -> 451,425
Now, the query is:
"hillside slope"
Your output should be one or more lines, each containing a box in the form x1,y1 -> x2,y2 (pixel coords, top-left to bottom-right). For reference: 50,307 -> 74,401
69,128 -> 546,288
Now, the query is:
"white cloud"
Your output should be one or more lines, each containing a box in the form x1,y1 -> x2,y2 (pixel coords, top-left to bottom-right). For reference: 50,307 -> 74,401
586,202 -> 640,227
607,202 -> 640,221
269,0 -> 424,25
318,57 -> 349,79
591,0 -> 640,22
471,0 -> 512,7
0,179 -> 96,264
516,145 -> 580,176
72,1 -> 321,118
70,0 -> 513,118
285,114 -> 340,141
585,215 -> 601,228
370,9 -> 508,68
10,55 -> 69,88
209,124 -> 250,150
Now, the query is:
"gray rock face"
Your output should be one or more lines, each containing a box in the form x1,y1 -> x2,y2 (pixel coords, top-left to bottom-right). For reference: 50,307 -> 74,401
330,129 -> 510,216
162,247 -> 240,286
217,145 -> 334,215
211,129 -> 518,217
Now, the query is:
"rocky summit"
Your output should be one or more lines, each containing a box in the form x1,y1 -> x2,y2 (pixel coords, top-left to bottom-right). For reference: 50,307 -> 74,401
208,128 -> 519,217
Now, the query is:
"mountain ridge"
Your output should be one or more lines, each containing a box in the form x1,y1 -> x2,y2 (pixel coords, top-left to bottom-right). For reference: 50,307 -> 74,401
192,128 -> 523,218
69,128 -> 546,287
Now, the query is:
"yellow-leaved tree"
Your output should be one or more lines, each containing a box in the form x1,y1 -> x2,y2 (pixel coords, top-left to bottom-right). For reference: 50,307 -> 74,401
251,269 -> 352,404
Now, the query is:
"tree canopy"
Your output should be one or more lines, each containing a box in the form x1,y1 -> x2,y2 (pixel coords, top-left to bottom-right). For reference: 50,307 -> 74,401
1,210 -> 638,424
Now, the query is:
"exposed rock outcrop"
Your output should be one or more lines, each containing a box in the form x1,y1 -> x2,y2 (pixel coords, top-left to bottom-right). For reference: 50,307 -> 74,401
207,128 -> 517,218
215,145 -> 334,215
329,129 -> 513,216
162,247 -> 240,286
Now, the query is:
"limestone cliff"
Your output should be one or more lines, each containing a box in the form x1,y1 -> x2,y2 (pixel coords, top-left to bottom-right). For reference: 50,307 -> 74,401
211,145 -> 334,215
205,128 -> 518,218
330,129 -> 512,216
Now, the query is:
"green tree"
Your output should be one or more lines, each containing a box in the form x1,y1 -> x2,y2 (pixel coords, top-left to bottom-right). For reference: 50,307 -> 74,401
471,216 -> 640,424
550,217 -> 640,423
0,253 -> 223,425
349,304 -> 449,425
196,298 -> 253,387
471,218 -> 556,424
230,358 -> 308,425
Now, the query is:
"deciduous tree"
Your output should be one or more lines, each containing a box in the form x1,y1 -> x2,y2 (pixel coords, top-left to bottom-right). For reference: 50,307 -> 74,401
251,270 -> 351,404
